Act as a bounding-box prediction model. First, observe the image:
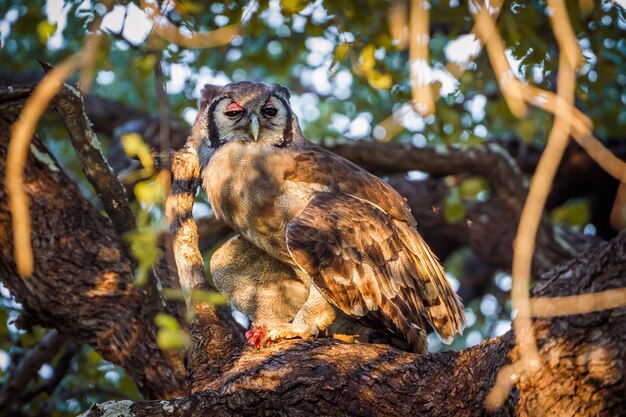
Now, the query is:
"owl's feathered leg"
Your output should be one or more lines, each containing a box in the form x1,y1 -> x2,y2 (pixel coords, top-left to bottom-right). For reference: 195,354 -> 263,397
252,285 -> 337,347
210,235 -> 310,324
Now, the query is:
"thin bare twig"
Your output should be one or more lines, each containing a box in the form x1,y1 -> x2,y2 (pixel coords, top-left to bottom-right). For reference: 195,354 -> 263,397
20,341 -> 80,404
472,4 -> 527,118
78,0 -> 115,92
106,6 -> 143,51
378,0 -> 502,142
530,287 -> 626,317
465,1 -> 626,186
486,0 -> 579,409
610,182 -> 626,231
6,0 -> 114,277
153,52 -> 170,153
409,0 -> 434,116
444,1 -> 503,73
78,35 -> 100,93
521,84 -> 626,184
375,105 -> 413,142
6,56 -> 80,276
388,0 -> 409,49
377,0 -> 438,141
141,0 -> 239,49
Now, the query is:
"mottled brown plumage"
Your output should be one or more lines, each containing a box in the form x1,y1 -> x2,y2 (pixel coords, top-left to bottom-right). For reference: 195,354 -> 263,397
194,81 -> 465,353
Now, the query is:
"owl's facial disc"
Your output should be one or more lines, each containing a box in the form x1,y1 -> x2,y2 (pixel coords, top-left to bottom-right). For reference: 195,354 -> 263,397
202,82 -> 294,146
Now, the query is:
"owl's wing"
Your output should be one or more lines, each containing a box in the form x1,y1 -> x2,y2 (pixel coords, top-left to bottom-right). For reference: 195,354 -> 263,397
289,143 -> 417,226
286,192 -> 465,353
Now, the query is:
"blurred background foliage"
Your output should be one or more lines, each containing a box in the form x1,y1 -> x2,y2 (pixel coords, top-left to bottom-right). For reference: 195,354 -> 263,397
0,0 -> 624,415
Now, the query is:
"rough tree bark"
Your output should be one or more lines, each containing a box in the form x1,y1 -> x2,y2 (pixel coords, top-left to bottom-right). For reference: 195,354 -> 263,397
1,86 -> 624,416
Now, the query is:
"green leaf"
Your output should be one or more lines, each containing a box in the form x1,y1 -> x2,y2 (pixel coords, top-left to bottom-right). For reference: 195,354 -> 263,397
133,178 -> 166,206
155,314 -> 191,350
459,177 -> 490,201
329,43 -> 349,74
119,374 -> 141,399
162,288 -> 228,305
550,199 -> 590,228
360,44 -> 376,71
154,313 -> 181,329
124,229 -> 161,285
334,43 -> 349,62
37,21 -> 57,43
281,0 -> 308,14
444,186 -> 466,223
121,133 -> 154,171
366,69 -> 392,90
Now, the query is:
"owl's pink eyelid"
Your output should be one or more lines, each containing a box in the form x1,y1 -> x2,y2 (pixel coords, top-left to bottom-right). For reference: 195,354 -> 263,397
226,103 -> 244,112
262,101 -> 275,109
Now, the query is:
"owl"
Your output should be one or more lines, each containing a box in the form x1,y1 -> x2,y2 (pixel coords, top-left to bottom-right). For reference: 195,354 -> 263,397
192,81 -> 465,353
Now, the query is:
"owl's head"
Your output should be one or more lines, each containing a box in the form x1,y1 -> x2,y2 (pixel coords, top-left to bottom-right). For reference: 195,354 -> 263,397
192,82 -> 300,153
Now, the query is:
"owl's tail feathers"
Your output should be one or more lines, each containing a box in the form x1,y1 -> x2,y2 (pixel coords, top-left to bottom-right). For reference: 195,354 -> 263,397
404,321 -> 428,354
395,223 -> 466,344
366,298 -> 428,354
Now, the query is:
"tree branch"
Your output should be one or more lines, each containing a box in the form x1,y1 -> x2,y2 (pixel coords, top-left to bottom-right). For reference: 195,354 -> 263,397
0,329 -> 65,417
19,341 -> 81,404
78,232 -> 626,416
55,84 -> 136,236
165,146 -> 245,391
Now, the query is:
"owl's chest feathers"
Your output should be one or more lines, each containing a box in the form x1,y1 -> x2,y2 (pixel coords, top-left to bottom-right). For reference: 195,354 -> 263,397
203,142 -> 328,256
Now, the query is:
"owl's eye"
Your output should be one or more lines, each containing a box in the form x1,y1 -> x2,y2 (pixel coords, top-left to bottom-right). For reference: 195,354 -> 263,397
262,103 -> 278,117
262,108 -> 277,117
224,103 -> 244,118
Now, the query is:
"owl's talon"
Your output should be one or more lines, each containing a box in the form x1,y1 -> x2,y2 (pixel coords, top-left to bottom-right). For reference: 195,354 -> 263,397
248,322 -> 321,347
310,325 -> 320,341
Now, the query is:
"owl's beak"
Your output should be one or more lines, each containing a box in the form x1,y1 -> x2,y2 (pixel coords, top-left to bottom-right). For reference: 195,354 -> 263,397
249,113 -> 260,141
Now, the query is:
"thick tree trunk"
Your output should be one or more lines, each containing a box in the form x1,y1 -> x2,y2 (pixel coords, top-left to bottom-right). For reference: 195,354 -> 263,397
0,117 -> 186,398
